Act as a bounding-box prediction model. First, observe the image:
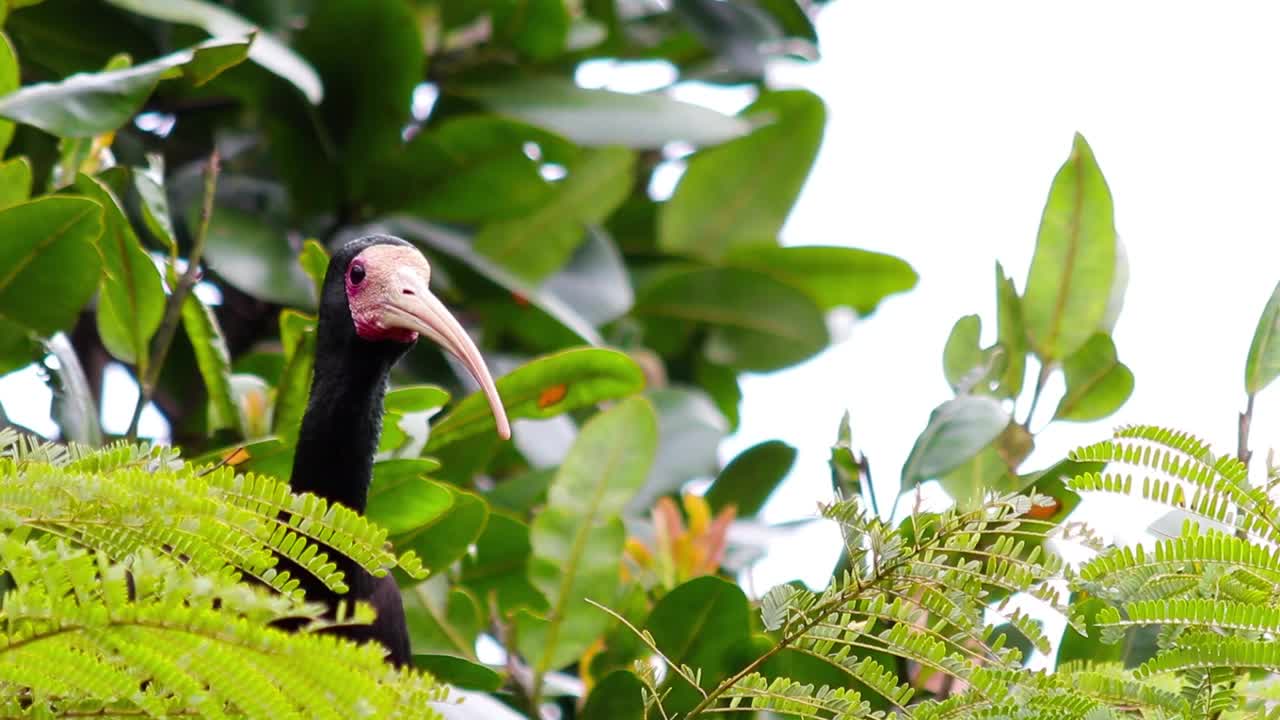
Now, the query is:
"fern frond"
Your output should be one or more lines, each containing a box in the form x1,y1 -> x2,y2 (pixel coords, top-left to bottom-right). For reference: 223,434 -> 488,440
0,535 -> 443,718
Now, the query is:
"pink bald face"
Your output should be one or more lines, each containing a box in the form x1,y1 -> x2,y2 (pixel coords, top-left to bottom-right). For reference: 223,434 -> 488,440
346,245 -> 426,344
343,244 -> 512,440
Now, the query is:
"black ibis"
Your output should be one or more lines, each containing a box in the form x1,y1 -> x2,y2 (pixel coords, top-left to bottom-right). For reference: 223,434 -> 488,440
287,235 -> 510,666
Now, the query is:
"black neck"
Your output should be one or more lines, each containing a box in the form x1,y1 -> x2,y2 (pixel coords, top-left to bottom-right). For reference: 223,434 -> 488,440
289,336 -> 401,514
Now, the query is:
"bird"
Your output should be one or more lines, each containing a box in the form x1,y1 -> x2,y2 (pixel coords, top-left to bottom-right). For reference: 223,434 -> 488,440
285,234 -> 511,666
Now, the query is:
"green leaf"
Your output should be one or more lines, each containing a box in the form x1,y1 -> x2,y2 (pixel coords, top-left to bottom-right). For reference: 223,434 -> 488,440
388,217 -> 603,345
646,576 -> 751,712
474,145 -> 634,282
829,411 -> 863,499
298,239 -> 328,305
1245,280 -> 1280,395
200,178 -> 315,308
0,36 -> 251,137
45,331 -> 101,446
393,486 -> 490,574
426,347 -> 646,451
412,654 -> 502,692
0,157 -> 32,211
103,0 -> 324,103
0,197 -> 104,374
369,115 -> 569,222
629,387 -> 728,512
659,90 -> 824,259
694,356 -> 741,430
1053,333 -> 1133,422
517,397 -> 659,673
459,511 -> 549,615
942,315 -> 984,391
180,294 -> 239,435
491,0 -> 569,60
901,396 -> 1010,492
1022,133 -> 1117,361
939,422 -> 1033,507
272,310 -> 316,445
995,263 -> 1026,398
403,579 -> 482,659
0,33 -> 19,154
456,77 -> 751,148
581,670 -> 646,720
365,460 -> 452,536
635,266 -> 828,372
723,245 -> 917,314
385,385 -> 450,415
484,466 -> 555,514
705,440 -> 796,517
133,154 -> 176,252
291,0 -> 422,199
74,173 -> 164,366
1057,595 -> 1125,666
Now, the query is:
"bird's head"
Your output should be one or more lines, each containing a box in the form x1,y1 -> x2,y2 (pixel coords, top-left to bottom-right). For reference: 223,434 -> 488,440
323,235 -> 511,439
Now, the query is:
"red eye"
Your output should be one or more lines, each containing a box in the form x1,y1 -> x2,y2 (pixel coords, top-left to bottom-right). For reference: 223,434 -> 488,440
349,264 -> 366,284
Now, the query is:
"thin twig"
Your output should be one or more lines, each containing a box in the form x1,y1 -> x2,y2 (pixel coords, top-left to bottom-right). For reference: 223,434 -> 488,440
1021,362 -> 1053,430
126,150 -> 220,440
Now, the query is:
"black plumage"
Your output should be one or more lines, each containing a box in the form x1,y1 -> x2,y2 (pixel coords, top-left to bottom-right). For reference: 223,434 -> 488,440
284,235 -> 508,666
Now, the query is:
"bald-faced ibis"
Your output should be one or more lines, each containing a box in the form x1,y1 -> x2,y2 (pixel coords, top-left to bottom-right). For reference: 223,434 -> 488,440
288,235 -> 510,666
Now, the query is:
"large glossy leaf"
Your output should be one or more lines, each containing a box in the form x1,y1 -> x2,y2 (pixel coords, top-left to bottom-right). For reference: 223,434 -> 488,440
0,36 -> 250,137
939,422 -> 1033,507
646,576 -> 751,712
0,33 -> 18,154
1021,133 -> 1117,361
456,78 -> 751,148
659,90 -> 824,259
474,146 -> 634,282
271,310 -> 316,445
291,0 -> 421,198
1053,333 -> 1133,422
426,347 -> 646,451
900,396 -> 1010,493
132,154 -> 176,252
724,245 -> 917,314
491,0 -> 569,60
369,116 -> 570,223
705,439 -> 796,517
393,485 -> 490,574
403,577 -> 482,659
459,511 -> 549,616
180,294 -> 239,435
995,262 -> 1027,398
628,387 -> 728,512
413,655 -> 502,692
0,157 -> 30,211
74,173 -> 164,367
516,397 -> 658,673
581,670 -> 645,720
0,197 -> 103,374
365,460 -> 452,536
387,217 -> 603,344
634,266 -> 828,372
1245,280 -> 1280,395
541,227 -> 634,326
104,0 -> 323,103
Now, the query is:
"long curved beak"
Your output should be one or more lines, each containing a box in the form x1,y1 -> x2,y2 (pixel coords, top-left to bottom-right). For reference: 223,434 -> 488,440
384,267 -> 511,440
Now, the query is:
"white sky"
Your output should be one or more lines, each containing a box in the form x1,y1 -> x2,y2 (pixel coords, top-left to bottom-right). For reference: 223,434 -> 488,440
724,0 -> 1280,594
